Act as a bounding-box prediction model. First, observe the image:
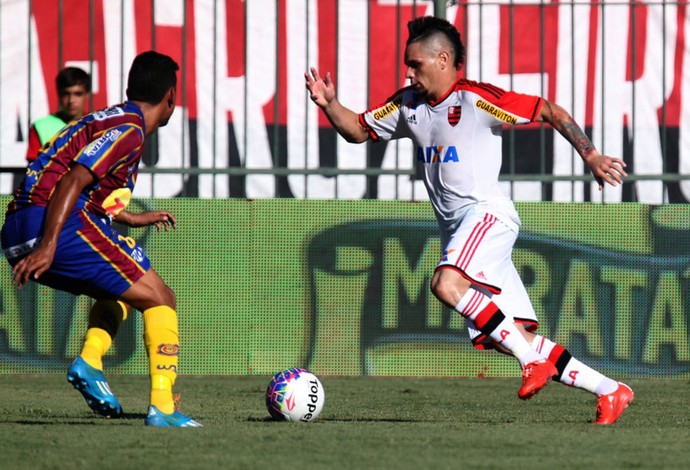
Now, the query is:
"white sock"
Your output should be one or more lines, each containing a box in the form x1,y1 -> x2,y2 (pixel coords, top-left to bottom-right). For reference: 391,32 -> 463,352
531,335 -> 619,396
456,288 -> 542,367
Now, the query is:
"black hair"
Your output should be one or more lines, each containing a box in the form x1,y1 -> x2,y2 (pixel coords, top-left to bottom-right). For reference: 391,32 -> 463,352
126,51 -> 179,104
407,16 -> 466,68
56,67 -> 91,93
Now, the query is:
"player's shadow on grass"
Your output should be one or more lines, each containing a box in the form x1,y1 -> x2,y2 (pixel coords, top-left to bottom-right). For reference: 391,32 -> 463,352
247,417 -> 426,423
119,412 -> 148,420
4,412 -> 148,425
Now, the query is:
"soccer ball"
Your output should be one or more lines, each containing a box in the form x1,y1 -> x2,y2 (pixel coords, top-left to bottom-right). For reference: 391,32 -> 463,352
265,368 -> 325,422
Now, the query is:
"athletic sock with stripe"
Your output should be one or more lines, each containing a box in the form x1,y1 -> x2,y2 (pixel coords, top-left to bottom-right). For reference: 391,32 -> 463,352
531,335 -> 618,396
456,287 -> 542,367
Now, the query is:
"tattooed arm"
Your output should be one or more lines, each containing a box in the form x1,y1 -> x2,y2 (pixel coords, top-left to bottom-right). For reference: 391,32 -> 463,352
537,99 -> 627,190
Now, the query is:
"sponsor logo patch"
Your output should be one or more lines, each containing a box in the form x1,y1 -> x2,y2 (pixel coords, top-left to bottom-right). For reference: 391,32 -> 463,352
373,96 -> 402,120
440,249 -> 456,263
131,246 -> 145,263
93,106 -> 125,121
475,99 -> 518,124
416,145 -> 459,163
156,364 -> 178,373
2,237 -> 41,259
83,129 -> 122,157
157,344 -> 180,356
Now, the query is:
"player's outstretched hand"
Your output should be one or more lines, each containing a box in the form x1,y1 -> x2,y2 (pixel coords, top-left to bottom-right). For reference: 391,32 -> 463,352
116,210 -> 177,231
585,152 -> 628,190
305,67 -> 336,109
12,244 -> 56,288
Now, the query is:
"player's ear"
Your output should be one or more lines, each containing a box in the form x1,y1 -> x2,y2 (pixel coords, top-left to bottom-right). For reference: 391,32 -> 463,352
166,87 -> 176,108
438,50 -> 450,70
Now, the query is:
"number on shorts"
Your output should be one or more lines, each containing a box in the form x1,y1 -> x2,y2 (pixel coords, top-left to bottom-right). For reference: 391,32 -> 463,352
118,234 -> 136,249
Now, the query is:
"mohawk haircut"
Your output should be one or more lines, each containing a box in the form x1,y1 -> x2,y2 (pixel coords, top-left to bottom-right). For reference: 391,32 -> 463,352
407,16 -> 466,68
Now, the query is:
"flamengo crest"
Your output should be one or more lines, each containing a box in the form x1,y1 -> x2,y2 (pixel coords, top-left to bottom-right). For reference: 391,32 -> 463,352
448,106 -> 461,126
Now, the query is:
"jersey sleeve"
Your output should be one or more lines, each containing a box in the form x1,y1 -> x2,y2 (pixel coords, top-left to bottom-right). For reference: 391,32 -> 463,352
461,80 -> 543,125
359,91 -> 407,142
25,126 -> 42,162
493,90 -> 543,122
75,124 -> 143,180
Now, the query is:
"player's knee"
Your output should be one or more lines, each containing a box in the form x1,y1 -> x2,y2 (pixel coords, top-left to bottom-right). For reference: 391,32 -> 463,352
430,275 -> 444,301
143,270 -> 175,308
430,281 -> 453,307
121,271 -> 176,311
150,283 -> 176,309
431,270 -> 472,308
430,276 -> 460,307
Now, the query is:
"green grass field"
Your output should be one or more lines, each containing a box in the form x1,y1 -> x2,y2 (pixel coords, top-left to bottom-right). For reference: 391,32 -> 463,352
0,375 -> 688,469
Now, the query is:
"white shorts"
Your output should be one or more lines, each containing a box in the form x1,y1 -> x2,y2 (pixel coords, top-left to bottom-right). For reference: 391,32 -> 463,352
436,209 -> 538,349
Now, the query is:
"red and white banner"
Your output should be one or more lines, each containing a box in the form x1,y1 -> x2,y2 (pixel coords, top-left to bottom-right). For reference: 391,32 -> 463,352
1,0 -> 688,202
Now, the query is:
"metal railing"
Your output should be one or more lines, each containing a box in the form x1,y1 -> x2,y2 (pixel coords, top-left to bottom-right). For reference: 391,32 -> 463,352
0,0 -> 687,203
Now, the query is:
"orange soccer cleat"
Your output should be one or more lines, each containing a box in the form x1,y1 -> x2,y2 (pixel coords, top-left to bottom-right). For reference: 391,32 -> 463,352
518,360 -> 557,400
594,382 -> 634,425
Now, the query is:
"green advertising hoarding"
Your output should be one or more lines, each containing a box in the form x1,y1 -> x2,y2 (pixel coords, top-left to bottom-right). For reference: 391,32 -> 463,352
0,198 -> 688,378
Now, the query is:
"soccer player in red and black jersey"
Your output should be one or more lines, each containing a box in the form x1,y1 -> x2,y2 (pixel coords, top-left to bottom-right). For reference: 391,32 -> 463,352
2,51 -> 201,427
306,16 -> 632,425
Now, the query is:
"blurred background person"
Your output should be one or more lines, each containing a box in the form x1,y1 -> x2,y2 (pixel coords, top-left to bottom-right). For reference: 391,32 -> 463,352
26,66 -> 91,162
14,67 -> 90,361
